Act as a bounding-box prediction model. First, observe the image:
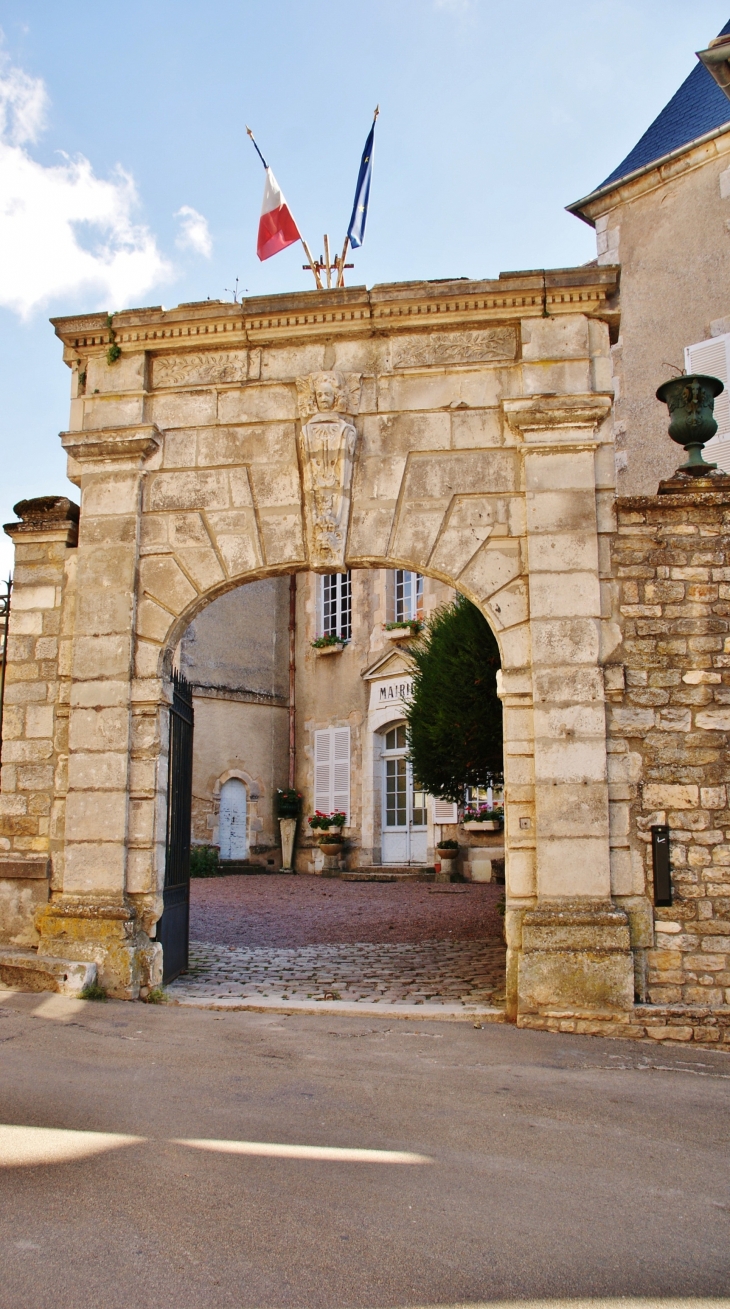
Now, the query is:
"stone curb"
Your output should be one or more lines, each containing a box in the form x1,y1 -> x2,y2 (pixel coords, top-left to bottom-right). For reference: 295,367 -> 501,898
168,995 -> 507,1022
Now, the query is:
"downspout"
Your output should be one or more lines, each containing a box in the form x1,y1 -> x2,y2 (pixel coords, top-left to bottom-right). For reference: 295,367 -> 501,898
0,577 -> 12,774
288,573 -> 296,788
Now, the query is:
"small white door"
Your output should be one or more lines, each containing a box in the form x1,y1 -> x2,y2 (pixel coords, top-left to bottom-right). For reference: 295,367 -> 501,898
381,724 -> 427,865
219,778 -> 248,860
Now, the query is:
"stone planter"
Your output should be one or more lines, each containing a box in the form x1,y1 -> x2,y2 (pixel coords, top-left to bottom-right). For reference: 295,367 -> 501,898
463,820 -> 503,832
384,625 -> 418,642
320,842 -> 343,856
435,847 -> 458,884
313,642 -> 346,657
278,817 -> 297,871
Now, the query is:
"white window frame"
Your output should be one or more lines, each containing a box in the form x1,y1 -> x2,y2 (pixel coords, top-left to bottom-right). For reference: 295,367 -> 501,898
388,570 -> 424,623
317,572 -> 352,640
314,726 -> 350,822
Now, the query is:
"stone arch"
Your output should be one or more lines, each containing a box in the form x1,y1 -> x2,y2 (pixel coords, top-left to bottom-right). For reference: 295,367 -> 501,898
2,271 -> 637,1021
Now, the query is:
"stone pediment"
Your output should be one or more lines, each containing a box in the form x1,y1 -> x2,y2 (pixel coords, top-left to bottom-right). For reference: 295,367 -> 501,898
361,647 -> 415,682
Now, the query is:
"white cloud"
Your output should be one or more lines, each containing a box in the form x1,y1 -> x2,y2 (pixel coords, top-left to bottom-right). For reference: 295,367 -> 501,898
0,50 -> 170,318
175,205 -> 212,258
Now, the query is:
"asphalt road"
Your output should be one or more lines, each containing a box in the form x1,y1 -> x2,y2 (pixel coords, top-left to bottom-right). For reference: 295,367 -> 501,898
0,991 -> 729,1309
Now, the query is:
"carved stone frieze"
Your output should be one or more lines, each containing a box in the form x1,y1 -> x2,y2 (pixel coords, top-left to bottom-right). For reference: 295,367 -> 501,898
390,326 -> 518,370
296,371 -> 361,570
151,351 -> 248,389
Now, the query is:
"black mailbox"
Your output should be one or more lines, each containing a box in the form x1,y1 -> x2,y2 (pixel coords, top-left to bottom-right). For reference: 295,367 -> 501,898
651,824 -> 672,907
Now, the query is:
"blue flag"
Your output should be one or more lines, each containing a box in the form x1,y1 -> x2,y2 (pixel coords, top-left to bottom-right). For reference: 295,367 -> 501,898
346,119 -> 376,249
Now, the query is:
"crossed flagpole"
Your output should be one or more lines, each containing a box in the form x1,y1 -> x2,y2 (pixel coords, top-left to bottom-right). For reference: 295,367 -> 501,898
246,108 -> 378,290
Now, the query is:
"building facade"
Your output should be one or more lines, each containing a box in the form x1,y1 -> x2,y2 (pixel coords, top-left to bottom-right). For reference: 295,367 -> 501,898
179,568 -> 457,872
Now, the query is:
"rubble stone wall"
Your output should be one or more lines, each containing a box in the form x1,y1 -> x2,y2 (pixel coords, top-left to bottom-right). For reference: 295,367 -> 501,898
610,492 -> 730,1017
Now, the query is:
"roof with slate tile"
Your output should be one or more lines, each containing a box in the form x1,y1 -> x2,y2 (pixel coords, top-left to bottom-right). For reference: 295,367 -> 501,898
570,19 -> 730,215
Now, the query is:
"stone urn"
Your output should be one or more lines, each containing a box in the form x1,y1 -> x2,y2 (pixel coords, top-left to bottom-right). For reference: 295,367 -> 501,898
656,373 -> 725,475
320,838 -> 344,857
279,817 -> 297,871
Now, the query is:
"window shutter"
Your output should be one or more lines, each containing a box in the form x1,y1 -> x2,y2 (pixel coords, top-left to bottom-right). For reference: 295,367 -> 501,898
433,798 -> 458,823
314,726 -> 350,821
685,335 -> 730,470
332,727 -> 350,822
314,730 -> 331,815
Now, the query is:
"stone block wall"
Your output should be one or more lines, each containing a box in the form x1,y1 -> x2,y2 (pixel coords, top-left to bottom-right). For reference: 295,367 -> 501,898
610,491 -> 730,1015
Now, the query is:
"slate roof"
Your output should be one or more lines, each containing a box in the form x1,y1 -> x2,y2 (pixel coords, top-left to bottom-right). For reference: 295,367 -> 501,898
598,18 -> 730,192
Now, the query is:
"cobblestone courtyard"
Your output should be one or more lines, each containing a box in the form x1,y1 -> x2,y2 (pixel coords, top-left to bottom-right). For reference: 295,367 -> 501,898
169,875 -> 506,1010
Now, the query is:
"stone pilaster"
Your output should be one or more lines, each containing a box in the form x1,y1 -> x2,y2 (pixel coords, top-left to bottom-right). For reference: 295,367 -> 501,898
503,385 -> 634,1018
34,428 -> 163,997
0,497 -> 79,944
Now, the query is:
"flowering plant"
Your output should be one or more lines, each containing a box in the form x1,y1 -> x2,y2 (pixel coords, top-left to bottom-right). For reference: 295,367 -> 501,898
462,804 -> 504,823
384,619 -> 423,634
311,633 -> 348,649
276,788 -> 302,818
308,810 -> 347,830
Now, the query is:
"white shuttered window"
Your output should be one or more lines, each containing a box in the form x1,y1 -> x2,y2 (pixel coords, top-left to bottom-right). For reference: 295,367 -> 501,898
314,727 -> 351,821
685,334 -> 730,472
433,798 -> 458,823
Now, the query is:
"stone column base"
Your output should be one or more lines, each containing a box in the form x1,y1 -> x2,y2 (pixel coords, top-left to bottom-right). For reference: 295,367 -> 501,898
516,900 -> 635,1017
35,897 -> 162,1000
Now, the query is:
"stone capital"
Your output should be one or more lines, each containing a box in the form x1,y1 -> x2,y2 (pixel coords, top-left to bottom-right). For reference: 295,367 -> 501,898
4,495 -> 79,545
61,424 -> 161,467
503,393 -> 612,446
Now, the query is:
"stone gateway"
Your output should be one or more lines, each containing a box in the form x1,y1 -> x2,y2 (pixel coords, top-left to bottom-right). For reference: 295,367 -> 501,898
0,268 -> 727,1045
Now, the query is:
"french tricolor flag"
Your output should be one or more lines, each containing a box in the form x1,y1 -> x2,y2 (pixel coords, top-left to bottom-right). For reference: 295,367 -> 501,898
257,167 -> 301,262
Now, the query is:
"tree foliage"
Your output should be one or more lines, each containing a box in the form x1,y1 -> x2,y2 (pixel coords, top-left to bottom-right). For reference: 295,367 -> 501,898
405,596 -> 502,804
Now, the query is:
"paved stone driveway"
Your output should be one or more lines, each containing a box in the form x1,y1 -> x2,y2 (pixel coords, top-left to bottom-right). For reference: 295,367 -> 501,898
170,937 -> 506,1008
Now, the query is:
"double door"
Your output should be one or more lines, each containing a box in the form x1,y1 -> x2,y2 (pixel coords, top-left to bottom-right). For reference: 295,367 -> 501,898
381,724 -> 427,865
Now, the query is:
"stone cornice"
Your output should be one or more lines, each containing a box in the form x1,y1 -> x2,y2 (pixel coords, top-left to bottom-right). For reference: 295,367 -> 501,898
568,124 -> 730,225
60,425 -> 161,463
50,268 -> 620,362
4,495 -> 79,545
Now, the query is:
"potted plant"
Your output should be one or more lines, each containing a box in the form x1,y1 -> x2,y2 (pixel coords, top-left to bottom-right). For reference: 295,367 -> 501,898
462,804 -> 504,832
311,633 -> 348,656
308,810 -> 347,857
384,619 -> 423,641
436,837 -> 460,859
276,788 -> 302,870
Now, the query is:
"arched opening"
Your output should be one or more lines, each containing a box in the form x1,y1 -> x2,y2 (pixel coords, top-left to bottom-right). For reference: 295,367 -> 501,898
218,778 -> 248,861
157,563 -> 506,1013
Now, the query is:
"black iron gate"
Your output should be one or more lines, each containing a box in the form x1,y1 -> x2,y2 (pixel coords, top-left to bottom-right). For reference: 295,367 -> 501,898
159,671 -> 194,984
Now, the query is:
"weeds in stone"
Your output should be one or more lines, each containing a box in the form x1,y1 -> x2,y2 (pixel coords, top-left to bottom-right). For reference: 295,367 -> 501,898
142,986 -> 167,1004
79,981 -> 108,1001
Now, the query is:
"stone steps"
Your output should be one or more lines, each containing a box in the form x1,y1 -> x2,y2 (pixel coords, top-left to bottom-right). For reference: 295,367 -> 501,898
340,866 -> 435,882
216,861 -> 279,876
0,948 -> 96,996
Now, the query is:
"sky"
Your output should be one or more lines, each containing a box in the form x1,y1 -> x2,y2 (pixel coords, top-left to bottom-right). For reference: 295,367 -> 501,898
0,0 -> 728,575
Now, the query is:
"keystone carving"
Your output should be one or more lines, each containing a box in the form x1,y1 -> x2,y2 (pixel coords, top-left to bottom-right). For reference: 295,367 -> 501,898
296,371 -> 361,570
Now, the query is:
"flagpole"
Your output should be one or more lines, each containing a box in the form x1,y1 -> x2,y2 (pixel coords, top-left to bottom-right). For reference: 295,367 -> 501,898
246,126 -> 323,290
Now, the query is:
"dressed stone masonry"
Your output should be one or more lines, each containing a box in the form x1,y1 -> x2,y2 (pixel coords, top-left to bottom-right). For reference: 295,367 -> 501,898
1,268 -> 670,1024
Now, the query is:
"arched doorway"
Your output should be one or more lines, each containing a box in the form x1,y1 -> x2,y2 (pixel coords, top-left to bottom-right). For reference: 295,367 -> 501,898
218,778 -> 248,861
379,722 -> 428,866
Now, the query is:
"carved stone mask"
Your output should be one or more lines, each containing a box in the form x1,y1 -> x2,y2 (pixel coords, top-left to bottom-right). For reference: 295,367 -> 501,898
314,374 -> 337,412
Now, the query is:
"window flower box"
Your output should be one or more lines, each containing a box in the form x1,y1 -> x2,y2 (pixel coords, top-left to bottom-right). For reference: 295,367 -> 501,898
463,819 -> 503,832
384,620 -> 423,642
312,635 -> 348,656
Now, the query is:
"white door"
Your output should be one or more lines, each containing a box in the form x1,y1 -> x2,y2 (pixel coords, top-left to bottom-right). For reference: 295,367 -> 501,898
219,778 -> 248,860
381,725 -> 428,864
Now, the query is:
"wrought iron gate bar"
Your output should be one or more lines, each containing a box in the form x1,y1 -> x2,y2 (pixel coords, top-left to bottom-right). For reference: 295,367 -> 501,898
158,670 -> 194,983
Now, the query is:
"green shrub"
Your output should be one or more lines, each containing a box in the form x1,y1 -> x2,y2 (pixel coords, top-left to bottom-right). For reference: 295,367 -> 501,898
190,844 -> 220,877
79,981 -> 107,1001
